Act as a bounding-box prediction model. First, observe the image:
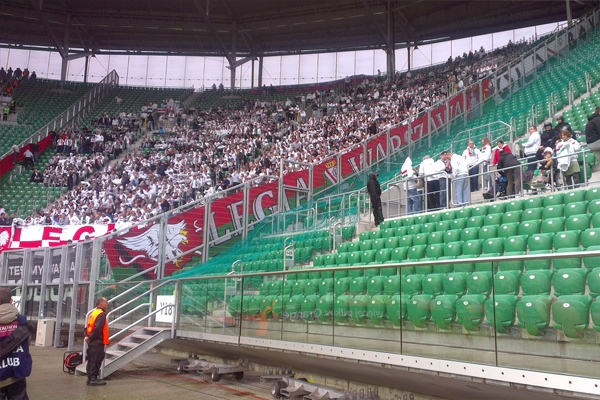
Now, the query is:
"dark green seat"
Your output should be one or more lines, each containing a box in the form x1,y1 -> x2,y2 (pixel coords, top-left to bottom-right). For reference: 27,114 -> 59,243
316,294 -> 334,322
401,274 -> 423,296
504,235 -> 528,252
366,276 -> 385,295
467,271 -> 492,295
553,247 -> 583,270
349,277 -> 367,295
520,269 -> 553,295
432,256 -> 454,274
407,294 -> 434,328
478,225 -> 498,240
443,272 -> 468,296
334,294 -> 353,323
493,270 -> 521,295
386,294 -> 409,326
498,222 -> 519,238
552,268 -> 589,296
516,295 -> 553,336
430,294 -> 460,330
499,251 -> 525,272
367,294 -> 389,325
383,275 -> 400,296
456,294 -> 487,331
422,274 -> 444,296
552,295 -> 593,338
349,294 -> 370,324
485,294 -> 518,333
541,217 -> 566,234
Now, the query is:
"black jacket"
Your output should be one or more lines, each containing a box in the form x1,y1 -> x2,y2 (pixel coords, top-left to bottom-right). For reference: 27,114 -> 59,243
585,113 -> 600,145
496,150 -> 520,172
367,176 -> 381,202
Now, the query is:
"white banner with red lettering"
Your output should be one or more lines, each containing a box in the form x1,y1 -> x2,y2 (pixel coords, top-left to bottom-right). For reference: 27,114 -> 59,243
0,223 -> 127,251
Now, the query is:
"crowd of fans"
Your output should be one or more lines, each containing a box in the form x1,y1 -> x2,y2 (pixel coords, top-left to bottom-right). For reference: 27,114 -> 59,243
1,39 -> 540,227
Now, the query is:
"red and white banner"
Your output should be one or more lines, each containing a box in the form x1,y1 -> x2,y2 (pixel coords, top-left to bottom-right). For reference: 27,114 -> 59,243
0,223 -> 123,251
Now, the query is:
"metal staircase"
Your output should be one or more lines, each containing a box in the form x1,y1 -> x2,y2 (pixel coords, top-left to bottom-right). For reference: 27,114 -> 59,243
76,326 -> 172,379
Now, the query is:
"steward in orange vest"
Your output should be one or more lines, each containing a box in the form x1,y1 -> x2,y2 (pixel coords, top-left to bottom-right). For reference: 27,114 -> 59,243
85,297 -> 109,386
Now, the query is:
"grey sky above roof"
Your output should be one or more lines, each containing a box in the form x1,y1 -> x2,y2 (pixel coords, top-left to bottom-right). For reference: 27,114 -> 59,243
0,1 -> 596,58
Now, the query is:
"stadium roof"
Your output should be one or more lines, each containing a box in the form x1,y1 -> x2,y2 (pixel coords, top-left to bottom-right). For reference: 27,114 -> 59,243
0,1 -> 597,59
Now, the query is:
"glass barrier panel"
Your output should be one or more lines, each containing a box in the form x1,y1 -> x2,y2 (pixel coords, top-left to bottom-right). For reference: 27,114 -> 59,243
494,251 -> 600,379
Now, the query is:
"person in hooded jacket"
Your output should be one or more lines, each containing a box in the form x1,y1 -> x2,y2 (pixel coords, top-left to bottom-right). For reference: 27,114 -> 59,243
496,149 -> 521,197
367,172 -> 384,226
586,106 -> 600,162
0,287 -> 33,400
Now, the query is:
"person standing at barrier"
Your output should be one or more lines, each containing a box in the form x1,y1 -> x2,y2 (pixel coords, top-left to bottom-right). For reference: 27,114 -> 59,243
522,126 -> 541,172
586,106 -> 600,164
367,172 -> 384,227
85,297 -> 109,386
462,140 -> 480,192
442,151 -> 470,206
419,156 -> 440,210
0,287 -> 33,400
496,149 -> 522,197
479,137 -> 493,192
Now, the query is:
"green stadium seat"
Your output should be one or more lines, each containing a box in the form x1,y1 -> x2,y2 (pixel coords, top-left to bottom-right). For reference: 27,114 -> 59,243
455,208 -> 472,219
366,276 -> 385,295
552,268 -> 589,296
401,274 -> 423,296
565,201 -> 589,218
304,279 -> 320,295
407,294 -> 434,328
516,295 -> 553,336
285,295 -> 303,316
426,243 -> 445,259
564,189 -> 587,204
584,245 -> 600,270
383,275 -> 400,296
408,245 -> 427,260
471,205 -> 489,217
524,196 -> 544,209
316,295 -> 334,322
349,294 -> 370,324
456,294 -> 487,331
543,193 -> 565,207
592,214 -> 600,229
528,233 -> 554,251
590,200 -> 600,215
319,278 -> 334,295
422,223 -> 437,234
523,250 -> 552,271
467,271 -> 492,295
489,202 -> 506,214
367,294 -> 389,325
586,187 -> 600,202
504,235 -> 528,252
450,218 -> 468,230
422,274 -> 444,296
581,228 -> 600,249
454,255 -> 475,273
428,232 -> 444,245
519,220 -> 541,236
430,294 -> 460,330
499,251 -> 525,272
483,238 -> 504,254
467,216 -> 485,228
543,204 -> 565,219
443,242 -> 463,257
498,222 -> 519,238
398,235 -> 414,248
479,225 -> 498,240
386,294 -> 408,326
443,272 -> 468,295
334,295 -> 353,323
349,277 -> 367,295
553,230 -> 581,250
521,270 -> 554,295
553,247 -> 583,270
487,296 -> 519,336
494,270 -> 521,295
541,217 -> 566,234
502,210 -> 522,224
462,239 -> 483,256
334,277 -> 351,295
552,295 -> 593,339
432,256 -> 455,274
505,199 -> 524,212
443,229 -> 462,243
521,208 -> 542,222
460,227 -> 479,241
414,261 -> 433,275
384,237 -> 400,249
483,213 -> 502,226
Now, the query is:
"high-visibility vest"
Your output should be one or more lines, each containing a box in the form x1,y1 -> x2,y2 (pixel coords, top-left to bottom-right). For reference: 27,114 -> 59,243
86,308 -> 109,345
